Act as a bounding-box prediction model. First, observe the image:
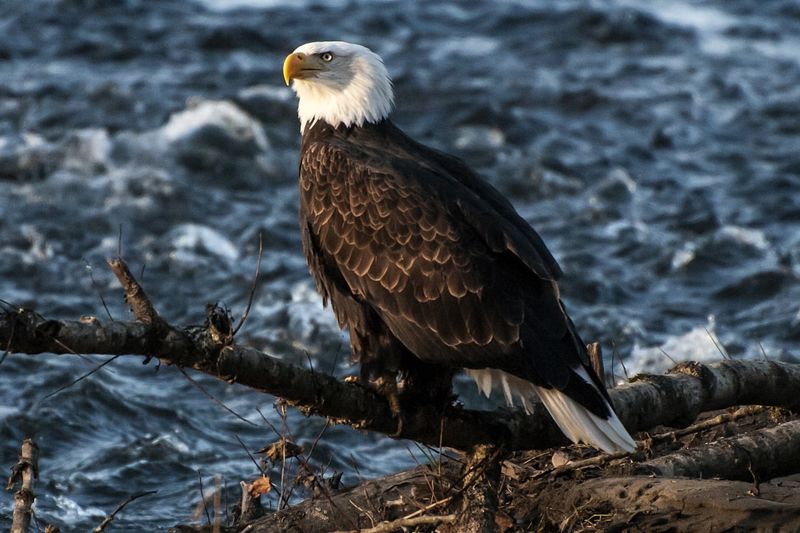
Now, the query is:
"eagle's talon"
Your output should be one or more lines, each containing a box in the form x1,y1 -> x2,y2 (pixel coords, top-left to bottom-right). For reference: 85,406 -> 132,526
385,390 -> 405,438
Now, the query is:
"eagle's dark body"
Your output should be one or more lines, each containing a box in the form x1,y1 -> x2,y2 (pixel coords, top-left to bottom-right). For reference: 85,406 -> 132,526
298,119 -> 612,420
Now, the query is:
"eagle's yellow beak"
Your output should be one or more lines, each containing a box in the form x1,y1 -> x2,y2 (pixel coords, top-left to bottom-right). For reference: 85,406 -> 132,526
283,52 -> 310,86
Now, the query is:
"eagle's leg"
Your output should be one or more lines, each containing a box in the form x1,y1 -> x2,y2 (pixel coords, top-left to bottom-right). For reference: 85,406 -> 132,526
398,355 -> 456,411
359,361 -> 405,437
358,357 -> 454,438
350,313 -> 453,437
350,321 -> 408,437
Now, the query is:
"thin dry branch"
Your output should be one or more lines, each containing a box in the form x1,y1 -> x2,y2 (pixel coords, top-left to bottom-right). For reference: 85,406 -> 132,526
646,405 -> 767,445
107,258 -> 164,326
93,490 -> 157,532
334,514 -> 456,533
6,438 -> 39,533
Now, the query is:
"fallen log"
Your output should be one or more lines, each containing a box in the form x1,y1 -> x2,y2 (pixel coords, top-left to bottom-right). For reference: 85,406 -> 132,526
635,418 -> 800,481
525,474 -> 800,531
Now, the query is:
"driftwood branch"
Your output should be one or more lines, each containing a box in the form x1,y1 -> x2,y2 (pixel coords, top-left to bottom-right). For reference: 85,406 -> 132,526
6,438 -> 39,533
338,514 -> 456,533
4,301 -> 800,453
636,418 -> 800,481
529,473 -> 800,531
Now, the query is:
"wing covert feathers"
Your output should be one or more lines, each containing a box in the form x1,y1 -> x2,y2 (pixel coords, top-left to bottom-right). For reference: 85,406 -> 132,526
299,120 -> 634,454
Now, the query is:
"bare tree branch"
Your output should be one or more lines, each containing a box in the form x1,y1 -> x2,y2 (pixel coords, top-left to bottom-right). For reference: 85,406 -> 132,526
93,490 -> 157,532
3,257 -> 800,454
0,304 -> 800,450
4,304 -> 800,452
6,438 -> 39,533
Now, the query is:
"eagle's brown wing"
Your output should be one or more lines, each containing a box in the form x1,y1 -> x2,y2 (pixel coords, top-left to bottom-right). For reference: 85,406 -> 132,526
298,132 -> 592,397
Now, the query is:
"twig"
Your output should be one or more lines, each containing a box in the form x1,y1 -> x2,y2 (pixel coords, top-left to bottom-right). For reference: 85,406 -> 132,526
197,471 -> 212,526
612,338 -> 629,382
277,404 -> 289,510
618,350 -> 629,381
705,327 -> 729,360
348,454 -> 364,484
107,257 -> 163,326
7,438 -> 39,533
83,259 -> 114,322
233,233 -> 263,336
758,342 -> 770,361
335,514 -> 456,533
533,408 -> 766,480
532,449 -> 631,480
275,408 -> 357,531
305,420 -> 330,464
178,367 -> 257,427
401,495 -> 453,520
93,490 -> 156,532
39,355 -> 120,403
659,348 -> 677,366
647,405 -> 767,445
610,338 -> 617,386
328,336 -> 347,376
438,415 -> 445,477
213,476 -> 222,533
234,434 -> 267,476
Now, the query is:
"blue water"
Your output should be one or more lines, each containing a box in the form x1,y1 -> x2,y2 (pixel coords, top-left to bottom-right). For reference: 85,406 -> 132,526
1,0 -> 799,529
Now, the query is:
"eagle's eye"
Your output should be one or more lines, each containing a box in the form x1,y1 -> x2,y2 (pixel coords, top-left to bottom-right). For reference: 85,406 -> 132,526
320,52 -> 334,62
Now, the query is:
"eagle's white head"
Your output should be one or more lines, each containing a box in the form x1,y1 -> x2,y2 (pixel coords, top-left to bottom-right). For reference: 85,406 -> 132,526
284,41 -> 394,132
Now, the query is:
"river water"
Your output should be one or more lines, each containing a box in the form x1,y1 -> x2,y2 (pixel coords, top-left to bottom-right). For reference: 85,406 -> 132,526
1,0 -> 799,530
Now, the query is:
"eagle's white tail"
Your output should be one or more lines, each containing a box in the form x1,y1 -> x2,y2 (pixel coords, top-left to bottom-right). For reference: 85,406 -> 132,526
465,367 -> 636,454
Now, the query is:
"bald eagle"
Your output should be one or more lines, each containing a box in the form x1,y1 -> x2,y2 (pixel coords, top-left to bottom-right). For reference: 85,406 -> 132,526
284,41 -> 635,454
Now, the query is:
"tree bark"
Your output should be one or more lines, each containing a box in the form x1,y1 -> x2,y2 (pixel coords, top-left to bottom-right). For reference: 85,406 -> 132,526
456,445 -> 501,533
4,306 -> 800,452
526,474 -> 800,532
635,418 -> 800,481
6,438 -> 39,533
